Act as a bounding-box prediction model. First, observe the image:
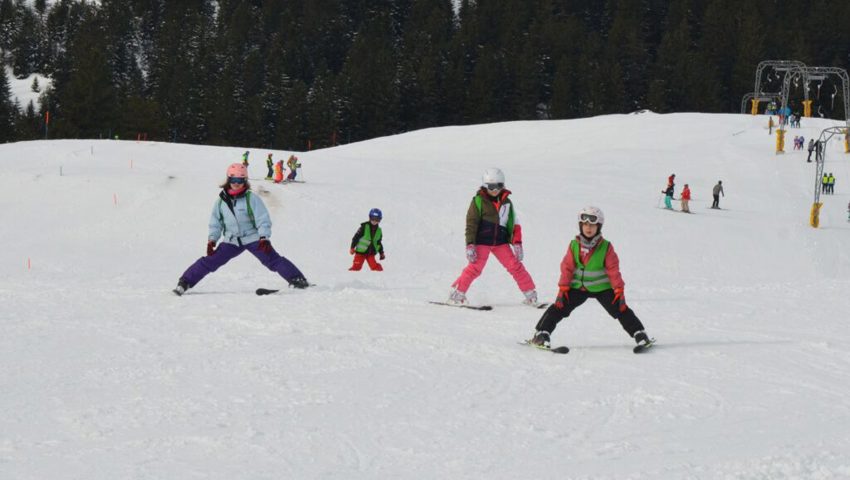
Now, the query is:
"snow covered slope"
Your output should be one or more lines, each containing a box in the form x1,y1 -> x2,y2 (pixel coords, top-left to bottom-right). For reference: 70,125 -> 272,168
2,113 -> 850,479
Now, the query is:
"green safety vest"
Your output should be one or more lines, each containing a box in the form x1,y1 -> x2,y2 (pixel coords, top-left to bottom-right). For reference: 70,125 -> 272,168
473,195 -> 516,243
569,239 -> 612,292
355,223 -> 382,253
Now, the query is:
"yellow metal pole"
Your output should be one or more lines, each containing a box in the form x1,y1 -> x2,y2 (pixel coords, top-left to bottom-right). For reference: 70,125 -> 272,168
776,129 -> 785,154
751,99 -> 760,115
810,202 -> 823,228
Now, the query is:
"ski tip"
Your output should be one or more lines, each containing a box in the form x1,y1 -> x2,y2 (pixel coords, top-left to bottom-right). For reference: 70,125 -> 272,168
256,288 -> 280,295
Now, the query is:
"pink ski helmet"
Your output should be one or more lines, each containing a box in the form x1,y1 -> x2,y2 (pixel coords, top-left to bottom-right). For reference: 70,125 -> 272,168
226,163 -> 248,178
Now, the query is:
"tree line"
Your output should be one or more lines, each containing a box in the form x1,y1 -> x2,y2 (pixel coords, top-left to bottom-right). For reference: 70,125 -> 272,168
1,0 -> 849,148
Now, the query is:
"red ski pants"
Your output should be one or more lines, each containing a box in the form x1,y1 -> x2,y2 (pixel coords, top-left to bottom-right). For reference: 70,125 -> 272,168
349,253 -> 383,271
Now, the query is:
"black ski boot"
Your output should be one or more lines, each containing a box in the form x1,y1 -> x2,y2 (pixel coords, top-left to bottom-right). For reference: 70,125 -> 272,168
289,276 -> 310,289
530,331 -> 551,348
173,279 -> 189,296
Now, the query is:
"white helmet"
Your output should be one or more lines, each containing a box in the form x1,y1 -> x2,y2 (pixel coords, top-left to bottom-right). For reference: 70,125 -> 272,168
482,168 -> 505,187
577,206 -> 604,225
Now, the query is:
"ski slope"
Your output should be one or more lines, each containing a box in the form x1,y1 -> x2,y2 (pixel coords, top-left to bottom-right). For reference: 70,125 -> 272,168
2,113 -> 850,479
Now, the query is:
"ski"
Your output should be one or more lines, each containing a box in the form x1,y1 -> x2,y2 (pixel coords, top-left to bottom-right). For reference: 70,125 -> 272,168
256,285 -> 316,295
633,338 -> 656,354
518,340 -> 569,354
526,302 -> 550,309
428,301 -> 492,311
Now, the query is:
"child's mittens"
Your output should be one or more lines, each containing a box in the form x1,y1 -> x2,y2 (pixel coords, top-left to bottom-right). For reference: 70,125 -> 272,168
349,248 -> 355,255
612,288 -> 627,312
379,252 -> 385,260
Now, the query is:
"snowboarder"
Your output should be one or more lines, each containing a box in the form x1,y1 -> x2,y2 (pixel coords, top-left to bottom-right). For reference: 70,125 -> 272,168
349,208 -> 385,271
265,153 -> 274,180
172,163 -> 310,295
528,206 -> 652,350
680,183 -> 691,213
447,168 -> 537,306
711,180 -> 724,209
242,150 -> 250,166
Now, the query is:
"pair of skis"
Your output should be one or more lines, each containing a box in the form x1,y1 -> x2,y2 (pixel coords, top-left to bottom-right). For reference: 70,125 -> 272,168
427,301 -> 549,311
519,338 -> 656,354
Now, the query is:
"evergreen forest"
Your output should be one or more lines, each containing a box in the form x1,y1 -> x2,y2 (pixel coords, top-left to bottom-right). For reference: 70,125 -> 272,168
1,0 -> 849,148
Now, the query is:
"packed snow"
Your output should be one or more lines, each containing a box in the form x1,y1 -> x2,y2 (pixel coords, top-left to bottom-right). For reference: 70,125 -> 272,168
2,113 -> 850,479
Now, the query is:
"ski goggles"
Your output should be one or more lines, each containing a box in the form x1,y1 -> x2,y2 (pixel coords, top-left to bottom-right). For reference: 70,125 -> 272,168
579,213 -> 600,224
484,182 -> 504,191
228,177 -> 247,184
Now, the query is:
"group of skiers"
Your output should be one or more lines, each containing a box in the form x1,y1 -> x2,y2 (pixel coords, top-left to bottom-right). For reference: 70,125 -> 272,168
661,174 -> 724,211
265,153 -> 300,183
172,164 -> 652,352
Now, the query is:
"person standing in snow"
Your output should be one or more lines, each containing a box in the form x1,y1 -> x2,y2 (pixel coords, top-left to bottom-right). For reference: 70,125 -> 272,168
827,173 -> 835,194
265,153 -> 274,180
528,206 -> 652,350
711,180 -> 724,209
680,184 -> 691,213
662,184 -> 675,210
349,208 -> 385,271
768,116 -> 774,135
172,163 -> 310,295
242,150 -> 250,166
807,139 -> 816,162
447,168 -> 537,306
273,159 -> 284,183
286,155 -> 299,181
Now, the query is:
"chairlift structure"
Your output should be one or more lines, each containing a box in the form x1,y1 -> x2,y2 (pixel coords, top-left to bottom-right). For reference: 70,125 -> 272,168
749,60 -> 808,114
809,127 -> 847,227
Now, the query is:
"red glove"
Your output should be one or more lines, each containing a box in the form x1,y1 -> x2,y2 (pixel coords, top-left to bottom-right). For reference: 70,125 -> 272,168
258,237 -> 272,253
379,252 -> 385,260
349,248 -> 355,255
207,240 -> 216,256
612,288 -> 627,312
554,286 -> 570,309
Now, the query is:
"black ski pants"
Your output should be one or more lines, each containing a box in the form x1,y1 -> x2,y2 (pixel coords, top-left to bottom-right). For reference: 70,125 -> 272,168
712,194 -> 720,208
535,288 -> 645,338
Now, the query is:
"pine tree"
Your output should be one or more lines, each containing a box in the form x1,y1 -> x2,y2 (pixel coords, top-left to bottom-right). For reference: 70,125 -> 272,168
0,66 -> 16,142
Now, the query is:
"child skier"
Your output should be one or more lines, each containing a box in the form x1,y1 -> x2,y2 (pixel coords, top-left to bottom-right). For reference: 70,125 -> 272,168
172,163 -> 310,295
447,168 -> 537,306
273,160 -> 284,183
349,208 -> 385,271
265,153 -> 274,180
680,184 -> 691,213
286,155 -> 299,181
528,206 -> 652,351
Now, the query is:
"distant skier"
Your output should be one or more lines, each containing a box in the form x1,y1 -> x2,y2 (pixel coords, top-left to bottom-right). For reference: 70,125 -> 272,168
172,163 -> 310,296
662,184 -> 675,210
265,153 -> 274,180
846,201 -> 850,222
711,180 -> 724,209
242,150 -> 250,166
827,173 -> 835,194
527,206 -> 652,351
768,116 -> 774,135
680,184 -> 691,213
807,139 -> 815,162
349,208 -> 385,271
273,160 -> 284,183
286,155 -> 299,181
447,168 -> 537,306
822,174 -> 828,194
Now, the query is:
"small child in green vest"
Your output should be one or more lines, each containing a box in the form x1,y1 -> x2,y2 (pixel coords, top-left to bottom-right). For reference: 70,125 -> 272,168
528,206 -> 652,351
349,208 -> 385,271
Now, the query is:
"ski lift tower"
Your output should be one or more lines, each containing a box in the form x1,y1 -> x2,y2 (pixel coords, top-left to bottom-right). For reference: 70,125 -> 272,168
809,127 -> 847,227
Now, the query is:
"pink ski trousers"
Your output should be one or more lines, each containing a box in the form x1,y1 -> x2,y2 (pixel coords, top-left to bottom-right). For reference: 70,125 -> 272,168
452,244 -> 535,293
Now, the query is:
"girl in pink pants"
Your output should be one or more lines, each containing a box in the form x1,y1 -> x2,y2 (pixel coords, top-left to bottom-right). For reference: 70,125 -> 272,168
447,168 -> 538,306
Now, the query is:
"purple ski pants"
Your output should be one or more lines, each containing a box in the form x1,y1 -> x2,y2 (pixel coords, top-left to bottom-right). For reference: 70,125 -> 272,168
180,241 -> 304,287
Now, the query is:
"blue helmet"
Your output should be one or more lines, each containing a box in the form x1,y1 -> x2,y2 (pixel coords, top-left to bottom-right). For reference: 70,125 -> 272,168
369,208 -> 383,220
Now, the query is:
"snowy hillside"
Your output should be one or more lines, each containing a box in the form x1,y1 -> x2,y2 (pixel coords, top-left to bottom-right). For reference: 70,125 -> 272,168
2,113 -> 850,479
